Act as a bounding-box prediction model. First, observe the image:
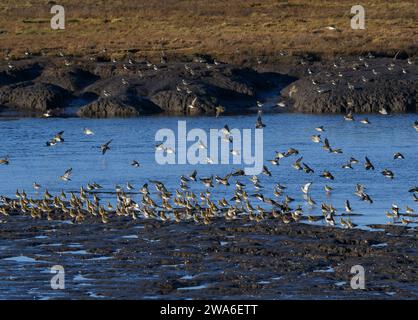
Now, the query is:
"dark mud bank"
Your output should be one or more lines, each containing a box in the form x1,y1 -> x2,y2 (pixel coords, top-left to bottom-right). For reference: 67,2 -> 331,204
278,57 -> 418,114
0,56 -> 416,117
0,57 -> 291,118
0,216 -> 417,299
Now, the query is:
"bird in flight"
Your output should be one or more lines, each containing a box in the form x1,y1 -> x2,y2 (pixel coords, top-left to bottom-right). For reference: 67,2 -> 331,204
60,168 -> 72,181
101,140 -> 113,155
131,160 -> 140,167
364,156 -> 375,170
46,131 -> 64,146
0,155 -> 10,165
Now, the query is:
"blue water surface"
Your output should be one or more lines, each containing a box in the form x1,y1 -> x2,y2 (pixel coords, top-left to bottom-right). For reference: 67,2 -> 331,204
0,113 -> 417,228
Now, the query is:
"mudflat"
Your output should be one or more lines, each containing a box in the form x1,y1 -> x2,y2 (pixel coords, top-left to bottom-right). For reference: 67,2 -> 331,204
0,215 -> 417,299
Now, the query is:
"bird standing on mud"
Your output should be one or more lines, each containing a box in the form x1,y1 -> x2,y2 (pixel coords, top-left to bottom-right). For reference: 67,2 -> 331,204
276,101 -> 286,108
43,110 -> 53,118
215,106 -> 225,117
188,97 -> 198,110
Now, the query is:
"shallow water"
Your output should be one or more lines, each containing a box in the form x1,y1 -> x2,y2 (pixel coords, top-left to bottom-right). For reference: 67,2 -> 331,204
0,113 -> 417,228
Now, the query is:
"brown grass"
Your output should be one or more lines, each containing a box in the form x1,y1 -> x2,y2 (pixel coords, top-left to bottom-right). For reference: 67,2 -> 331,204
0,0 -> 416,62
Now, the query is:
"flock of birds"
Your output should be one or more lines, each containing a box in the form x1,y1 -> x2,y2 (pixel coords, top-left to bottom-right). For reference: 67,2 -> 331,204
0,51 -> 417,229
0,114 -> 417,229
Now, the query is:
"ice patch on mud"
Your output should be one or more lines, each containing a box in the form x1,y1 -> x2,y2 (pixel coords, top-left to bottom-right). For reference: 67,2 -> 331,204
87,291 -> 106,298
3,255 -> 40,263
60,250 -> 89,255
313,266 -> 335,273
88,256 -> 113,261
371,242 -> 388,248
177,284 -> 209,291
121,235 -> 138,239
143,238 -> 160,243
68,243 -> 84,248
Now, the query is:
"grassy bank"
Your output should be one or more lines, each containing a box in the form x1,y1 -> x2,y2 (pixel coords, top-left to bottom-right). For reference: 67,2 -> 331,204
0,0 -> 417,62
